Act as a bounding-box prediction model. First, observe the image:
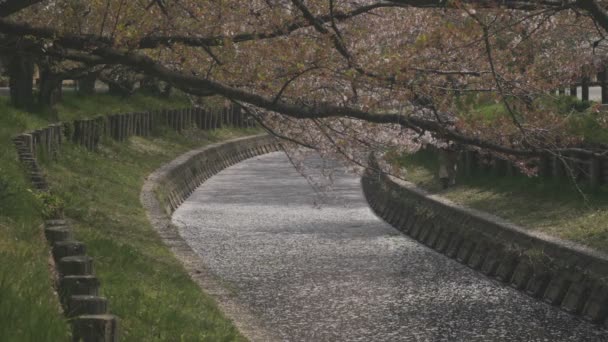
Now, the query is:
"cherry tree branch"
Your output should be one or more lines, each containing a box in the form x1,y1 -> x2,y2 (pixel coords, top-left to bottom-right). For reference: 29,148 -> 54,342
138,2 -> 404,49
0,0 -> 44,17
0,7 -> 605,159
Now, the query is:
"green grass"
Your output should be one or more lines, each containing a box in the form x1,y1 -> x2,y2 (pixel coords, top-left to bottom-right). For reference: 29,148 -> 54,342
0,98 -> 72,342
457,94 -> 608,145
44,127 -> 253,341
54,92 -> 189,122
0,91 -> 247,341
468,102 -> 507,121
393,150 -> 608,254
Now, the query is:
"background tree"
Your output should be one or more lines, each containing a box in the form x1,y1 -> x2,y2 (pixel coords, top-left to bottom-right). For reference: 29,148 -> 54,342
2,0 -> 608,172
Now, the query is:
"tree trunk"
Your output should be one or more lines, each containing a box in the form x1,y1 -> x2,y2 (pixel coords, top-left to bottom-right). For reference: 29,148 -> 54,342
107,81 -> 134,97
140,76 -> 160,94
160,83 -> 172,98
38,67 -> 62,108
77,73 -> 97,95
8,54 -> 34,110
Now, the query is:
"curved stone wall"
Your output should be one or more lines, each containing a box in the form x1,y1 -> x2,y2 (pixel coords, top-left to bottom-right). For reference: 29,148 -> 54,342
147,134 -> 281,215
140,134 -> 282,341
362,154 -> 608,326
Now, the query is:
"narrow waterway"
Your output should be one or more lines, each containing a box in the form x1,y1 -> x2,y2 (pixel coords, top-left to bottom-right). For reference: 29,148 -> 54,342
172,151 -> 606,342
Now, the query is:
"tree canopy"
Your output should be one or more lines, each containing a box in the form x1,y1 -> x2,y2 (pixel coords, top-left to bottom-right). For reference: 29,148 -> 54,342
2,0 -> 608,170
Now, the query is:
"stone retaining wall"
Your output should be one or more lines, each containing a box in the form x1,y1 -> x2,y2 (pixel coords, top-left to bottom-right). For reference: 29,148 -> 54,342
149,134 -> 280,215
362,154 -> 608,327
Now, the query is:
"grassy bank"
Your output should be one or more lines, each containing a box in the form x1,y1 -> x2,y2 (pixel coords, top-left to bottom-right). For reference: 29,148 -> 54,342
0,91 -> 249,341
0,103 -> 68,341
393,150 -> 608,254
44,126 -> 253,341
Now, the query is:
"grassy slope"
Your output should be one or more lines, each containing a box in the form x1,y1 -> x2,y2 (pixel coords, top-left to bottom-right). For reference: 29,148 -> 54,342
394,150 -> 608,254
0,101 -> 69,341
0,92 -> 248,341
45,127 -> 253,341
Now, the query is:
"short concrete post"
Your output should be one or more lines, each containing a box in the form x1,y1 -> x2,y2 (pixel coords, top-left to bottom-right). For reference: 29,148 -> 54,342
552,155 -> 565,179
113,115 -> 119,140
95,117 -> 104,149
582,76 -> 590,102
122,114 -> 128,141
196,107 -> 205,129
115,116 -> 121,141
133,113 -> 138,136
166,110 -> 173,130
538,154 -> 552,178
72,121 -> 80,144
129,113 -> 134,137
590,156 -> 601,188
464,150 -> 477,177
45,127 -> 53,158
60,275 -> 100,299
86,120 -> 93,150
570,85 -> 578,98
80,121 -> 87,149
494,157 -> 507,176
108,116 -> 115,140
71,314 -> 119,342
52,240 -> 86,261
181,109 -> 186,130
59,256 -> 94,276
67,295 -> 108,317
599,68 -> 608,104
141,112 -> 150,137
117,115 -> 124,141
89,119 -> 96,149
45,226 -> 73,244
123,114 -> 129,138
130,113 -> 139,136
144,112 -> 150,136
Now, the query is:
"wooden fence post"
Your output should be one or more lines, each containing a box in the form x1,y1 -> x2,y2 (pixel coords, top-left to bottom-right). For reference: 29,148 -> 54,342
570,85 -> 577,98
493,157 -> 508,177
464,150 -> 476,177
82,120 -> 89,149
128,113 -> 134,138
150,111 -> 156,134
120,114 -> 126,140
590,157 -> 602,188
198,108 -> 204,129
134,113 -> 139,136
178,109 -> 184,132
552,155 -> 565,179
72,121 -> 80,144
600,68 -> 608,105
538,154 -> 552,178
582,76 -> 590,102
